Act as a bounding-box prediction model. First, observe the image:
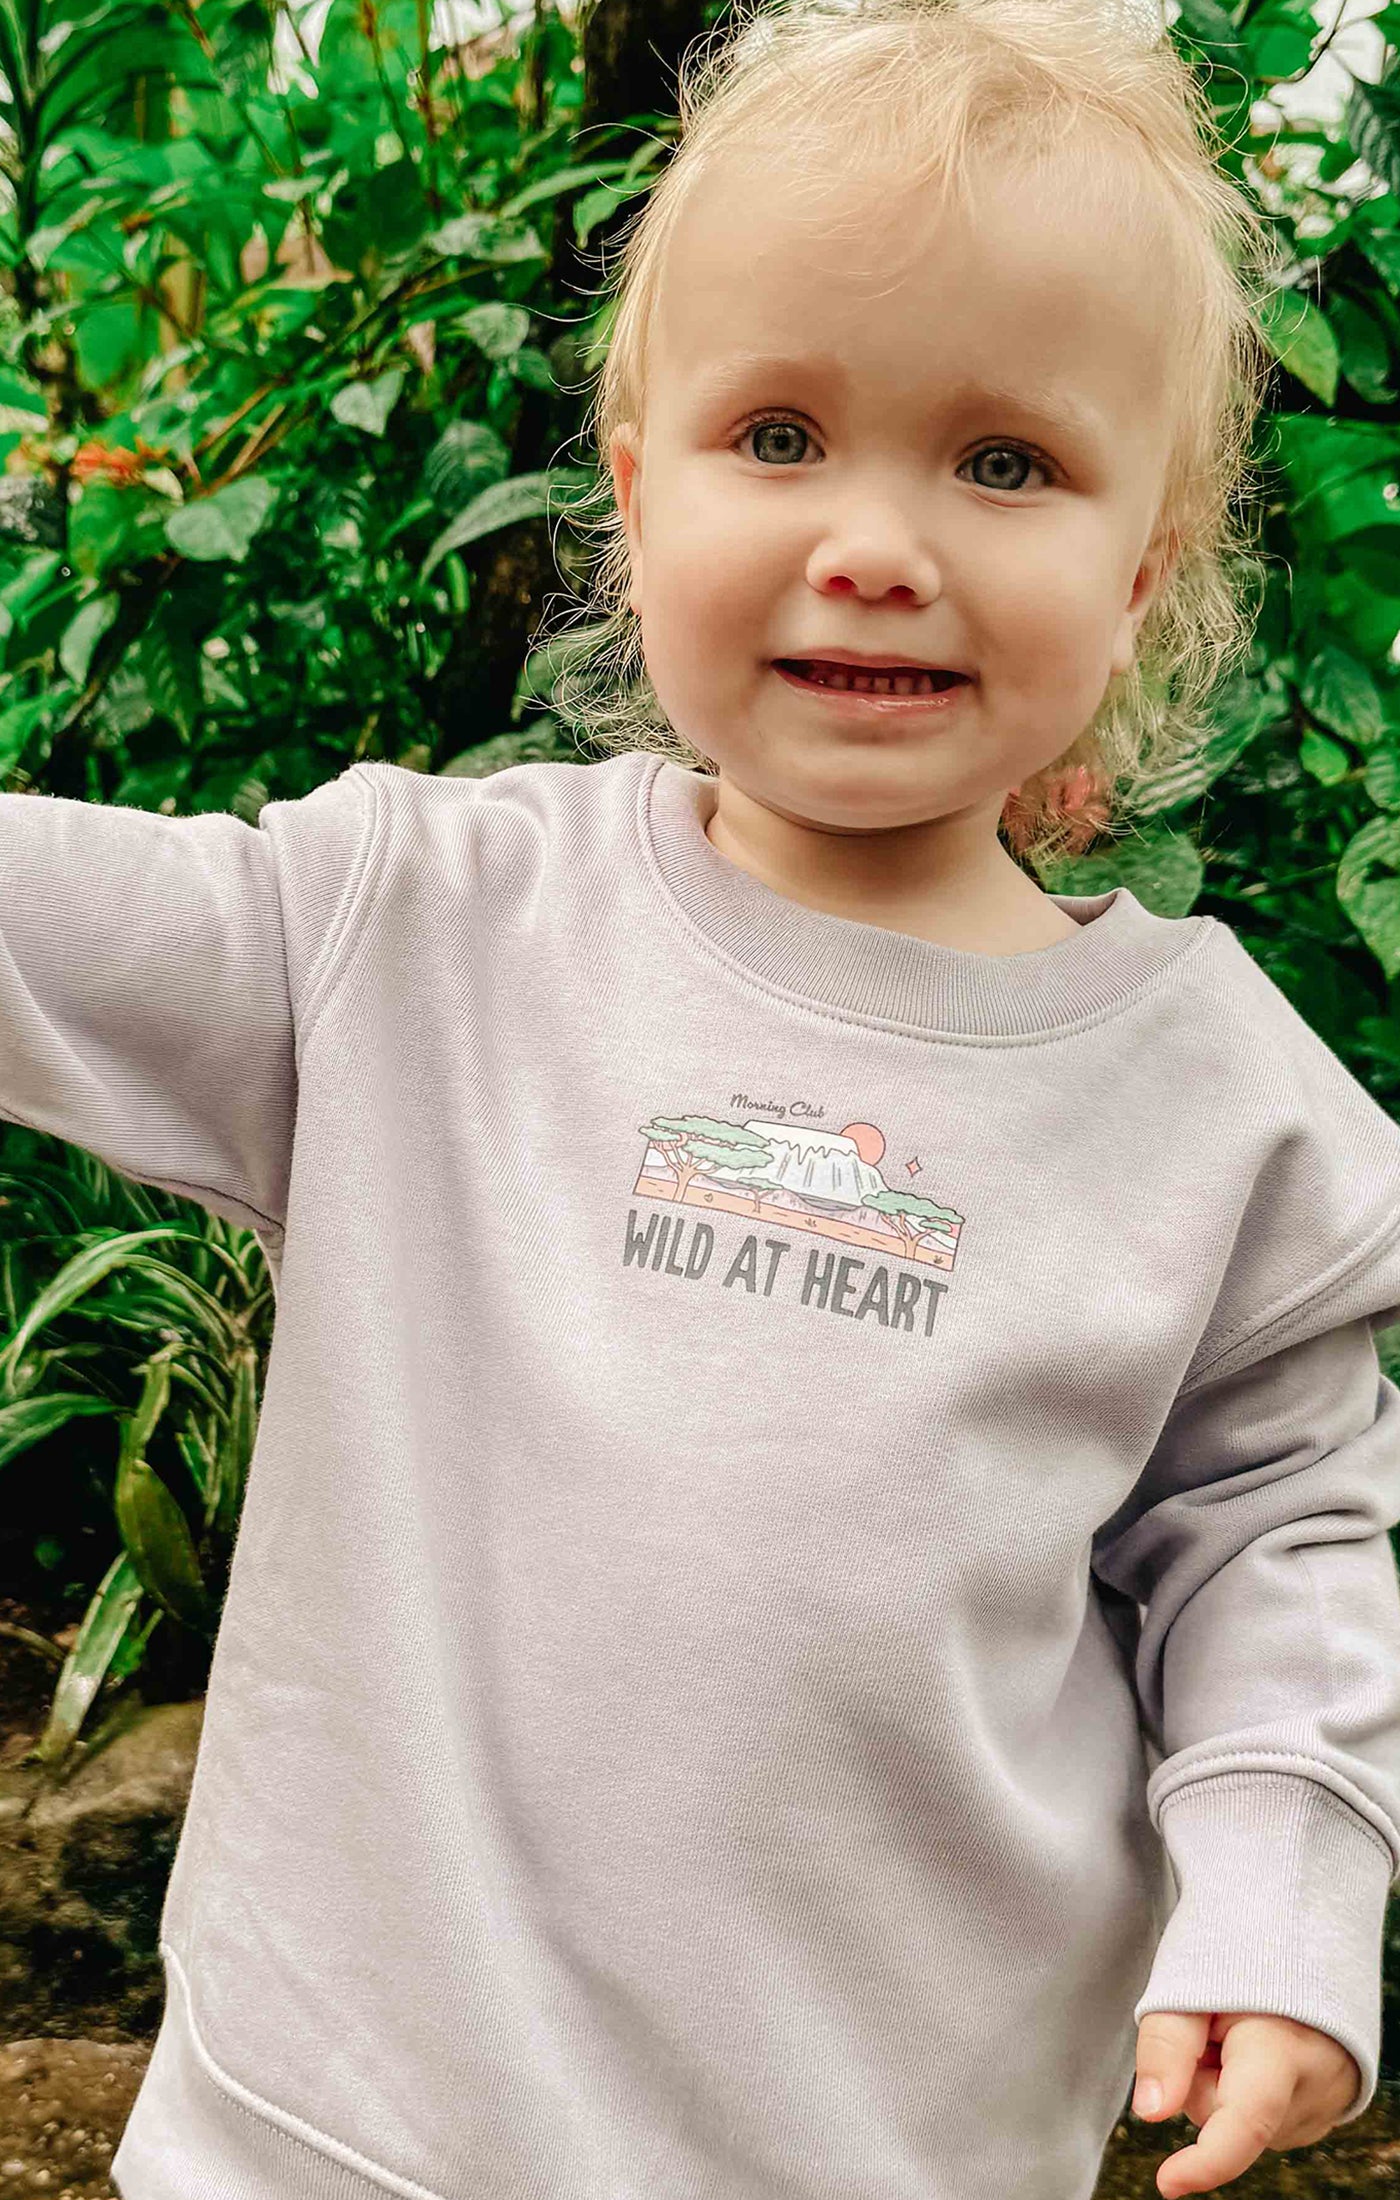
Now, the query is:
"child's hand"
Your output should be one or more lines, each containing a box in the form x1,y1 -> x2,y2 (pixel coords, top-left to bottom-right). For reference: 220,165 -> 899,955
1132,2012 -> 1361,2195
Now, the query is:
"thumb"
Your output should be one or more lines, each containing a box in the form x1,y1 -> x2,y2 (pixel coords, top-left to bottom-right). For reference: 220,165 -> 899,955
1133,2011 -> 1212,2120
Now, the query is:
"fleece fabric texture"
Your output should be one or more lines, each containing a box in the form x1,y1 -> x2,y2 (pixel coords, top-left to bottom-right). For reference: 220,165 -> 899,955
4,751 -> 1400,2200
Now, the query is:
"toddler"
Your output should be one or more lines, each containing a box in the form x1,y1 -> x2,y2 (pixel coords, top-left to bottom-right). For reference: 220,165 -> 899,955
5,3 -> 1400,2198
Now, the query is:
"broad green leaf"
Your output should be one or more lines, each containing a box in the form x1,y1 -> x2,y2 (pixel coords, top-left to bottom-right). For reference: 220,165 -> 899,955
454,302 -> 531,360
1172,0 -> 1247,55
1128,669 -> 1287,815
133,619 -> 202,744
1257,289 -> 1340,405
111,755 -> 192,808
438,721 -> 579,777
419,467 -> 591,580
1245,8 -> 1319,81
321,158 -> 431,273
425,212 -> 546,266
1355,223 -> 1400,299
421,419 -> 510,513
1331,294 -> 1396,404
330,368 -> 405,437
573,182 -> 651,247
58,590 -> 119,685
1299,728 -> 1351,784
509,346 -> 557,392
71,299 -> 147,392
1338,812 -> 1400,976
1300,642 -> 1387,746
114,1359 -> 214,1632
1346,79 -> 1400,208
1333,524 -> 1400,591
165,476 -> 278,563
1038,828 -> 1205,917
1364,742 -> 1400,810
0,694 -> 61,774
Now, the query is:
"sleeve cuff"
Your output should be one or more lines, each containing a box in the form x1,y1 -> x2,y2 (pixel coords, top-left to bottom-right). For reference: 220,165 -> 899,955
1132,1770 -> 1396,2124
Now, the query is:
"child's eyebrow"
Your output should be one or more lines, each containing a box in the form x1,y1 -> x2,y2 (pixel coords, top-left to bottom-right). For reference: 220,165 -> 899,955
688,352 -> 1105,446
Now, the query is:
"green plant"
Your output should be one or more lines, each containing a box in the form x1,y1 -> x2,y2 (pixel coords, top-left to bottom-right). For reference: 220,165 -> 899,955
0,1123 -> 272,1761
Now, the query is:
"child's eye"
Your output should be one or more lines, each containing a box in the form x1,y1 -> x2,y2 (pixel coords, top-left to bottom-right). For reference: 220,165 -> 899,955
731,412 -> 1057,493
734,414 -> 817,466
963,443 -> 1057,493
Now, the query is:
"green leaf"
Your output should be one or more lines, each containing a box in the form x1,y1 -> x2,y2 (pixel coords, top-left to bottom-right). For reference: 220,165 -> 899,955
1364,742 -> 1400,810
321,158 -> 431,273
438,721 -> 580,777
329,368 -> 405,438
0,694 -> 61,774
58,590 -> 119,685
30,1551 -> 147,1767
418,467 -> 591,580
164,476 -> 278,563
1299,728 -> 1351,784
213,1342 -> 257,1538
1338,812 -> 1400,977
1172,0 -> 1247,55
0,1391 -> 112,1467
0,1226 -> 197,1390
1038,828 -> 1205,917
425,212 -> 546,266
1331,293 -> 1396,404
1300,642 -> 1387,746
421,419 -> 510,513
496,159 -> 635,220
114,1358 -> 214,1632
1257,289 -> 1340,405
509,346 -> 557,392
111,754 -> 192,808
1346,79 -> 1400,208
1356,223 -> 1400,299
1245,7 -> 1319,81
454,302 -> 531,360
1129,669 -> 1287,814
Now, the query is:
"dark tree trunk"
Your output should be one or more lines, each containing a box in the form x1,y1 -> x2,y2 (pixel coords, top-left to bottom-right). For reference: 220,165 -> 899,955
427,0 -> 710,760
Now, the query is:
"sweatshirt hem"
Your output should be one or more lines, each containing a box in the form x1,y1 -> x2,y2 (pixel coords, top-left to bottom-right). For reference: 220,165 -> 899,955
113,1941 -> 450,2200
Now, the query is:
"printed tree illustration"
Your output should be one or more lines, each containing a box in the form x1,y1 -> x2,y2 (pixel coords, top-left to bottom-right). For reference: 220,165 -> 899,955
865,1188 -> 964,1256
638,1115 -> 778,1213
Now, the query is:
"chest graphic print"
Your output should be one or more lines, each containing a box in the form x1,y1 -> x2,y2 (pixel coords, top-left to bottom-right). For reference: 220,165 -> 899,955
625,1110 -> 964,1338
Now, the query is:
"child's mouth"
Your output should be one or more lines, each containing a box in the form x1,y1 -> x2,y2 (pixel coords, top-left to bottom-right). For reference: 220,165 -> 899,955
773,659 -> 972,711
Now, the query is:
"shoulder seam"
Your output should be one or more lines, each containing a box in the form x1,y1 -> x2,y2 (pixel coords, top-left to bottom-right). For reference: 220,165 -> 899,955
1178,1198 -> 1400,1395
290,766 -> 381,1064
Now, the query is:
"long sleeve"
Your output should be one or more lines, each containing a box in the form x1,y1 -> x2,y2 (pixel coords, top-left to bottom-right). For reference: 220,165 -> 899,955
0,768 -> 372,1244
1092,1296 -> 1400,2122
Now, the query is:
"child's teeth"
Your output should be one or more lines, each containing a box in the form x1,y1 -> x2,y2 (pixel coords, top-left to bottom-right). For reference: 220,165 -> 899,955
804,664 -> 939,695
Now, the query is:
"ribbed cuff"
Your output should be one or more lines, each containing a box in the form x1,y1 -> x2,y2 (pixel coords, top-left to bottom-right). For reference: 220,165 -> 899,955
1133,1772 -> 1395,2123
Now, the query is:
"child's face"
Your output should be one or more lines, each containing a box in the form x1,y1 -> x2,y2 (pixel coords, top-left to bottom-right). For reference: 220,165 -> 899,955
610,152 -> 1180,846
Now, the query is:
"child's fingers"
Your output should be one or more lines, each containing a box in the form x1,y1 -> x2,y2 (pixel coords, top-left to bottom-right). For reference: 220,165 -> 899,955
1180,2064 -> 1221,2132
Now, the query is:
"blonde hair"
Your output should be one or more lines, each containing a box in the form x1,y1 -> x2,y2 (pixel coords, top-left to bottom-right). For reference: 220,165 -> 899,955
537,0 -> 1286,874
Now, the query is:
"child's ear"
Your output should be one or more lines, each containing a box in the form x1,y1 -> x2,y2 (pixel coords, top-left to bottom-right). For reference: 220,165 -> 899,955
609,425 -> 643,613
1110,520 -> 1179,681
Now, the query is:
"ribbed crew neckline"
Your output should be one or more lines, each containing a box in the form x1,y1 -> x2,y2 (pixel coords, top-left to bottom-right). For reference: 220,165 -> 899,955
641,757 -> 1212,1040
